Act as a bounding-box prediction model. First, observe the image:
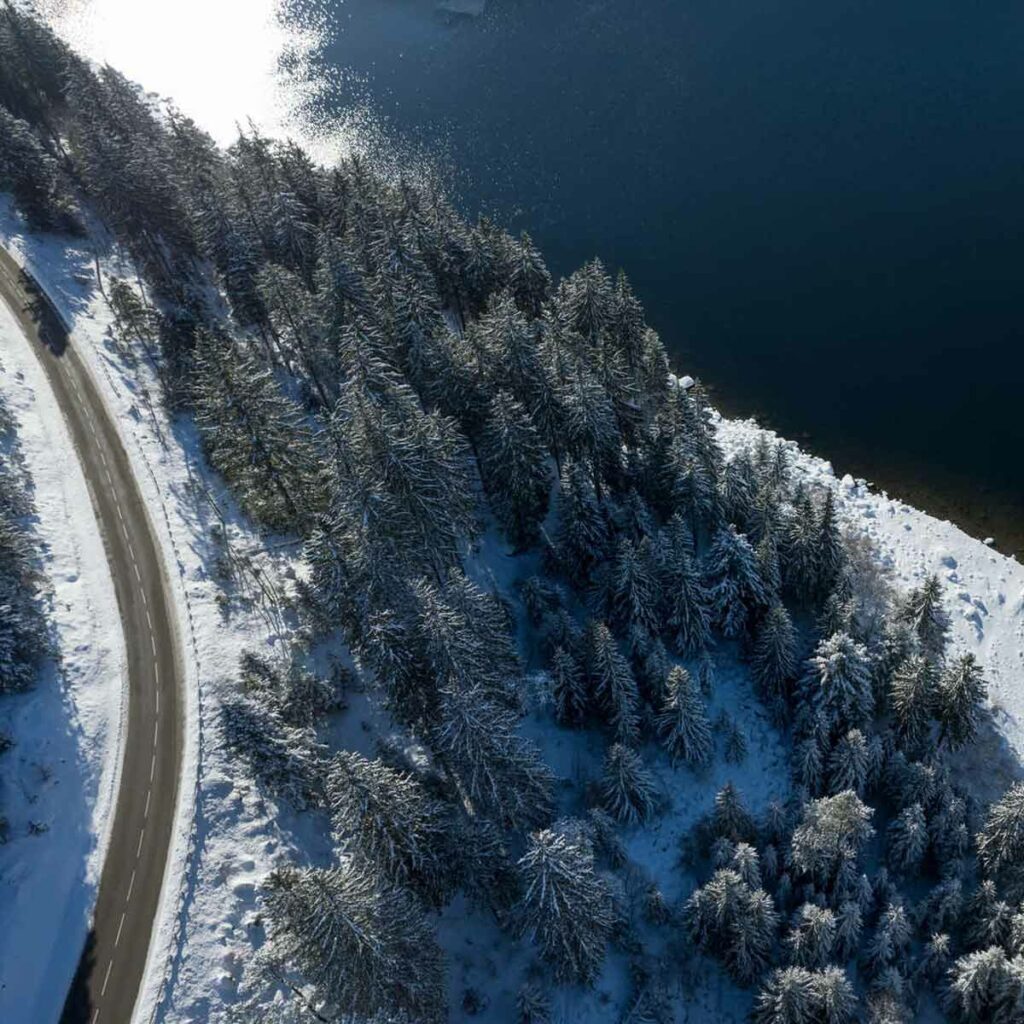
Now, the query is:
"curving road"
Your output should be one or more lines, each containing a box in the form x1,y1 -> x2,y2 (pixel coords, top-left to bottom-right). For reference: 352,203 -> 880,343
0,247 -> 183,1024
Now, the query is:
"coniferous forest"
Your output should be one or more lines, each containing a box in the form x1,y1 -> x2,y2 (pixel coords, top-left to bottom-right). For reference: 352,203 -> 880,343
1,6 -> 1021,1023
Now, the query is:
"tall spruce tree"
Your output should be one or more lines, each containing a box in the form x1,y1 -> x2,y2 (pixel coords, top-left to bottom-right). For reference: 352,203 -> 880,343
515,823 -> 614,984
263,862 -> 446,1023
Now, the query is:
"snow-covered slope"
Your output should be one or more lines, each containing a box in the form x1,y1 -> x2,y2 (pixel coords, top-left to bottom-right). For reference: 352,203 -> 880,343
0,289 -> 125,1022
3,203 -> 1022,1023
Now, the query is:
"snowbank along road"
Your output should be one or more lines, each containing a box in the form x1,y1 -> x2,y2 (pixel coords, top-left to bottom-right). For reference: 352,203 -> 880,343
0,246 -> 183,1024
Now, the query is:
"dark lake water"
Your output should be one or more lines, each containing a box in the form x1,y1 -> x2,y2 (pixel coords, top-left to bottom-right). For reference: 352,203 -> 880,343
299,0 -> 1024,553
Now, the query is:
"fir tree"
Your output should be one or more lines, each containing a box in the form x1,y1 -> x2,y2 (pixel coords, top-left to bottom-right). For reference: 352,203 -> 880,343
754,967 -> 857,1024
897,574 -> 951,665
711,782 -> 758,845
834,900 -> 863,961
550,645 -> 587,726
751,601 -> 798,707
725,718 -> 749,765
192,330 -> 324,532
889,655 -> 937,751
220,699 -> 320,809
586,622 -> 641,745
604,536 -> 660,642
790,791 -> 874,886
600,744 -> 658,825
685,869 -> 779,984
703,524 -> 769,638
432,684 -> 553,830
978,782 -> 1024,879
886,803 -> 928,874
862,902 -> 911,979
556,460 -> 610,585
479,391 -> 552,550
515,824 -> 614,984
263,862 -> 446,1023
946,946 -> 1024,1024
785,903 -> 837,970
937,653 -> 988,751
655,665 -> 712,768
799,632 -> 874,736
325,751 -> 451,905
914,933 -> 951,985
659,513 -> 712,655
827,729 -> 871,797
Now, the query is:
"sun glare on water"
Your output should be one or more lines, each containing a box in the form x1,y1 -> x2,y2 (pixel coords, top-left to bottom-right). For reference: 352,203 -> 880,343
35,0 -> 352,163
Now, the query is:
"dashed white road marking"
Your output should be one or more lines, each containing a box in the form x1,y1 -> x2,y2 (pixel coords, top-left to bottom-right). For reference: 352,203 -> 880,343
153,720 -> 159,747
115,911 -> 126,948
91,1007 -> 99,1024
101,960 -> 113,998
150,633 -> 156,657
155,684 -> 160,714
140,588 -> 148,608
144,789 -> 151,819
133,562 -> 141,584
126,870 -> 136,903
145,608 -> 153,631
150,754 -> 156,783
136,828 -> 145,858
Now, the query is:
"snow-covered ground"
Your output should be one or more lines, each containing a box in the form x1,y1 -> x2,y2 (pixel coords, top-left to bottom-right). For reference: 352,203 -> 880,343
2,199 -> 1022,1022
0,275 -> 125,1022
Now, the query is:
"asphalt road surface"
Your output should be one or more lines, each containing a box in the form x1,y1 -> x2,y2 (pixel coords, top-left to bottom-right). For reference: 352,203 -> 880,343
0,246 -> 183,1024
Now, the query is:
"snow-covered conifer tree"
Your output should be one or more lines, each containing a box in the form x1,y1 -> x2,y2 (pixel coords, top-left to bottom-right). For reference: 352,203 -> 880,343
937,653 -> 988,751
889,655 -> 937,751
703,524 -> 769,637
712,782 -> 758,845
685,868 -> 779,983
192,330 -> 324,532
978,782 -> 1024,879
785,903 -> 836,969
659,513 -> 711,655
550,646 -> 587,726
790,791 -> 874,886
479,391 -> 552,550
263,862 -> 446,1022
556,460 -> 610,585
586,622 -> 641,745
799,632 -> 874,736
946,945 -> 1024,1024
751,601 -> 798,707
604,537 -> 660,641
325,751 -> 451,904
886,803 -> 928,874
862,902 -> 911,979
914,933 -> 951,985
220,699 -> 320,809
897,574 -> 951,665
600,743 -> 658,825
834,899 -> 863,961
655,665 -> 712,768
515,824 -> 614,984
432,684 -> 553,829
827,729 -> 871,796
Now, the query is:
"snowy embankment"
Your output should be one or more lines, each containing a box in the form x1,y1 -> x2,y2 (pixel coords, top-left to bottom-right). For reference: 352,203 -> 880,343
717,414 -> 1024,794
0,282 -> 124,1020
